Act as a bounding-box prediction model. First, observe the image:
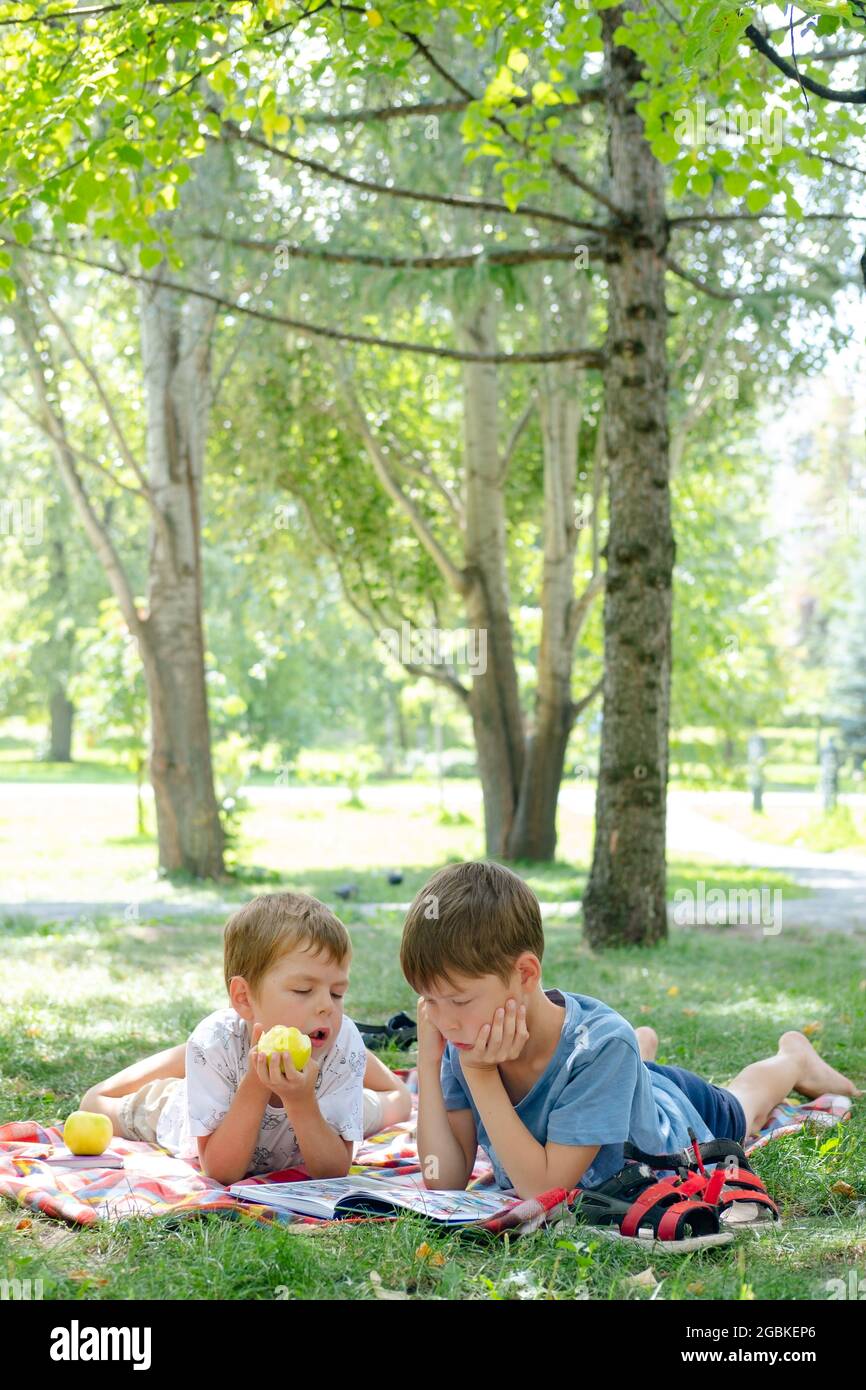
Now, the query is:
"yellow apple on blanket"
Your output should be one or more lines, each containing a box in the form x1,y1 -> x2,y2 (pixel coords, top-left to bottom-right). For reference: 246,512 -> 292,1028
63,1110 -> 113,1156
256,1024 -> 312,1073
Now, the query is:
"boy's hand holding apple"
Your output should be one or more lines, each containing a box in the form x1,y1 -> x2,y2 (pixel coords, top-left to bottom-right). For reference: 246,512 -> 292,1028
248,1022 -> 320,1114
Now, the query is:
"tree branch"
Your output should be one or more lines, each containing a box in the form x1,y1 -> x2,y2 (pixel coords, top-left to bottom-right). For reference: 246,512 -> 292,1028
283,87 -> 606,125
25,274 -> 145,485
746,24 -> 866,103
808,148 -> 866,178
591,409 -> 604,579
666,257 -> 737,301
338,376 -> 469,597
22,269 -> 179,568
0,0 -> 219,22
805,47 -> 866,61
217,118 -> 609,237
4,387 -> 148,502
669,211 -> 866,226
193,230 -> 605,267
566,571 -> 604,653
9,297 -> 144,642
569,675 -> 604,723
295,490 -> 471,704
400,660 -> 471,704
501,394 -> 537,475
670,306 -> 732,476
388,444 -> 465,528
391,24 -> 624,219
20,241 -> 606,367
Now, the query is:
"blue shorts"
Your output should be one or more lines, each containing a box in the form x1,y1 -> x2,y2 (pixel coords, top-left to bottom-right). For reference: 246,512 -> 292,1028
644,1060 -> 747,1145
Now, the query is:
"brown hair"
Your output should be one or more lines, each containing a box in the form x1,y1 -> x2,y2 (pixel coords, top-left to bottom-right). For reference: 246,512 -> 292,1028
400,860 -> 544,993
223,892 -> 350,995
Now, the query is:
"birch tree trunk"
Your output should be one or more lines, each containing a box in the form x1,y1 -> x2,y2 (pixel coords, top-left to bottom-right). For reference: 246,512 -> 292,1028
457,294 -> 526,856
508,358 -> 582,860
336,280 -> 603,863
582,1 -> 674,945
507,271 -> 603,860
14,251 -> 225,877
138,283 -> 224,878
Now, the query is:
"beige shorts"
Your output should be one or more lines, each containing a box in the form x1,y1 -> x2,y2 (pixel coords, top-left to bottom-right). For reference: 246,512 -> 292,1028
119,1077 -> 387,1143
362,1088 -> 386,1137
117,1075 -> 183,1144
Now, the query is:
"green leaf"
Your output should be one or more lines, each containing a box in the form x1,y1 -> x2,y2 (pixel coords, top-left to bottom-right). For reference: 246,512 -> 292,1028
746,186 -> 773,214
115,143 -> 144,170
722,171 -> 749,197
139,246 -> 163,269
798,155 -> 824,179
651,133 -> 681,164
692,171 -> 713,197
671,170 -> 690,199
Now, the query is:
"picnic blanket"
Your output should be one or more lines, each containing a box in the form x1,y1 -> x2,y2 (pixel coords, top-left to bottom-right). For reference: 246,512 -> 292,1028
0,1075 -> 853,1238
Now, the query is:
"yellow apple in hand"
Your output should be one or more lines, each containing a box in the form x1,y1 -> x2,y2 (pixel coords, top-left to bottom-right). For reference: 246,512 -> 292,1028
63,1110 -> 113,1156
256,1024 -> 312,1072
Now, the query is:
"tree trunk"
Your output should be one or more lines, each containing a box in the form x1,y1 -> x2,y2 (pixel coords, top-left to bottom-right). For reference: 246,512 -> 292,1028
507,271 -> 603,862
13,258 -> 224,878
507,358 -> 582,860
48,684 -> 74,762
457,294 -> 526,856
138,283 -> 225,879
582,2 -> 674,946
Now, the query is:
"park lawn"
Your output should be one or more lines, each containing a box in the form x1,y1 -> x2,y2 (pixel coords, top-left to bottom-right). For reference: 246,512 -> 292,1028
700,801 -> 866,853
0,772 -> 810,908
0,908 -> 862,1301
250,859 -> 808,912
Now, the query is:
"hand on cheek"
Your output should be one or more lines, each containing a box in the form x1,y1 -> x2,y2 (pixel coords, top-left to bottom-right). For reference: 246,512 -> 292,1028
461,998 -> 529,1070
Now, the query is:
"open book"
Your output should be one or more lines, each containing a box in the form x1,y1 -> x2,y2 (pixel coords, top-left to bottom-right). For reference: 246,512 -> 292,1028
228,1170 -> 521,1224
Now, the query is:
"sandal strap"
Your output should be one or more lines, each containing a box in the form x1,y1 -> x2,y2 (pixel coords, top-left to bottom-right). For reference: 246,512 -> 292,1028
624,1137 -> 753,1173
619,1174 -> 714,1237
656,1199 -> 718,1241
571,1166 -> 722,1241
689,1166 -> 780,1218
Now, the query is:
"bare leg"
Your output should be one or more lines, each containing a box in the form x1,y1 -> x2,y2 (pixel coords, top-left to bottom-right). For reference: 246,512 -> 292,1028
634,1026 -> 659,1062
726,1032 -> 863,1139
79,1043 -> 186,1137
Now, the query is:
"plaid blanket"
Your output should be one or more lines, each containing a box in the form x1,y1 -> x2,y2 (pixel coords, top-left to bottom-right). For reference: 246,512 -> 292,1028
0,1076 -> 853,1238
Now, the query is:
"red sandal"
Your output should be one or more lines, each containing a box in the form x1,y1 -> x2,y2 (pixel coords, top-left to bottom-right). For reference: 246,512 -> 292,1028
623,1131 -> 780,1228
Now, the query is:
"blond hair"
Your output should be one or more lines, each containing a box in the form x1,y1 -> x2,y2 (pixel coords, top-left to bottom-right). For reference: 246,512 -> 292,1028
400,860 -> 543,993
223,892 -> 350,994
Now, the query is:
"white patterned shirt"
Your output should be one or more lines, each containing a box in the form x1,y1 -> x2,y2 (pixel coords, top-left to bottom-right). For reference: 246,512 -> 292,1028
156,1007 -> 367,1174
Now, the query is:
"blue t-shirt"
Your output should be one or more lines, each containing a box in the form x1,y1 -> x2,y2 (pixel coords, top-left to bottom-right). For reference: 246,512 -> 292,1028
439,988 -> 715,1191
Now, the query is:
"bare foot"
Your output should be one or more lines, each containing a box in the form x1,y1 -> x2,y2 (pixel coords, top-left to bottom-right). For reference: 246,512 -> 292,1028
778,1031 -> 863,1102
635,1026 -> 659,1062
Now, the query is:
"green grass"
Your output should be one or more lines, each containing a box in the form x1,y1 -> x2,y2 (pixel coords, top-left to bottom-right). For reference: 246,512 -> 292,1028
1,909 -> 863,1300
702,802 -> 866,853
0,774 -> 809,907
0,753 -> 136,783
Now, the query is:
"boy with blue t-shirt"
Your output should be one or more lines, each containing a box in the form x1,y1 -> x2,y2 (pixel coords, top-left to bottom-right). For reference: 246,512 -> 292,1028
403,861 -> 861,1199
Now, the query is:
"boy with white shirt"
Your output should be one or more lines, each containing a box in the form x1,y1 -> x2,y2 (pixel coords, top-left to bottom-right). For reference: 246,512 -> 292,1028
81,892 -> 395,1185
